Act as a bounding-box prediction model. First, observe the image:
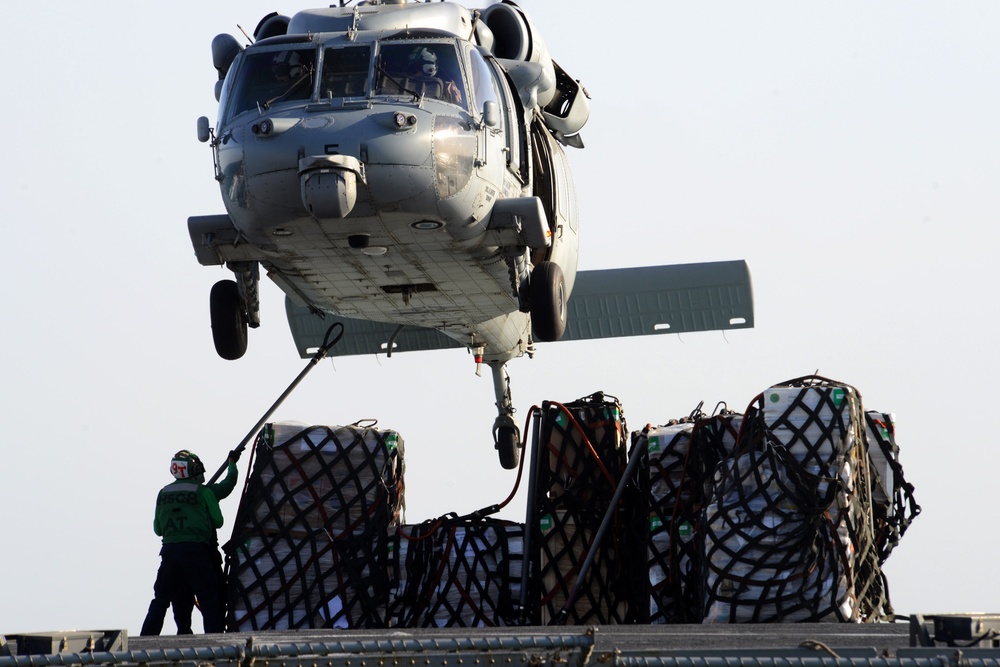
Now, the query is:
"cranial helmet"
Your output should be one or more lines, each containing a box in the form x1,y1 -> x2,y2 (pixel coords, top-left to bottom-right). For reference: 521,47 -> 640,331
171,450 -> 205,480
408,47 -> 438,77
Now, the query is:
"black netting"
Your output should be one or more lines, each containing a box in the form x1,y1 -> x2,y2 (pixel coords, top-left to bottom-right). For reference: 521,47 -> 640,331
646,422 -> 695,623
227,423 -> 405,630
218,381 -> 916,630
703,377 -> 888,622
530,393 -> 637,624
644,412 -> 743,623
387,518 -> 524,627
864,411 -> 921,565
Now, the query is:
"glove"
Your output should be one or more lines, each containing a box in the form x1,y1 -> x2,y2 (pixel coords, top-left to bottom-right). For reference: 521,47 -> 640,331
229,449 -> 241,463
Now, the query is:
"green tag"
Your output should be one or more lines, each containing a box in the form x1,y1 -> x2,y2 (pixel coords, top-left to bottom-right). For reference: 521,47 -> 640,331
555,412 -> 568,428
678,521 -> 694,539
832,388 -> 846,407
386,432 -> 398,453
649,516 -> 663,531
539,514 -> 553,532
648,436 -> 661,454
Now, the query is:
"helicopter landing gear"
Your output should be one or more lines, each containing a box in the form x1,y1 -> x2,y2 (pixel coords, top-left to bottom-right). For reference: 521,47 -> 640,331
488,359 -> 521,469
209,262 -> 260,361
529,260 -> 567,342
210,279 -> 248,360
493,414 -> 520,470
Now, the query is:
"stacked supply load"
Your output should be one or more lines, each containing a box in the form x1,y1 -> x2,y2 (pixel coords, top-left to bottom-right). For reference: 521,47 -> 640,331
704,377 -> 887,622
645,411 -> 743,623
387,518 -> 524,627
531,392 -> 642,624
864,411 -> 921,570
227,422 -> 405,630
645,421 -> 695,623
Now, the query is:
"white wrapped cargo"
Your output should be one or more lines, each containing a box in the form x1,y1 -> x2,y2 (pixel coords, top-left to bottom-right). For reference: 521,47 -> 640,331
228,422 -> 405,630
703,379 -> 878,623
644,413 -> 743,623
388,520 -> 524,627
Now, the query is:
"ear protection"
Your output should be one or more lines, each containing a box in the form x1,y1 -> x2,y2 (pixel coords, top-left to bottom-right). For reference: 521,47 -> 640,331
170,450 -> 206,479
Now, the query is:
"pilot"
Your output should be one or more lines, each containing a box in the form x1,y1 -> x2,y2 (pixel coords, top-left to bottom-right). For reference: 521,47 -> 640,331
407,46 -> 463,106
140,450 -> 235,635
273,50 -> 307,81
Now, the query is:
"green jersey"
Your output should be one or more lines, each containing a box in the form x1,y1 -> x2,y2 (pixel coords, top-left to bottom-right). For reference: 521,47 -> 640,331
153,479 -> 224,544
208,461 -> 239,500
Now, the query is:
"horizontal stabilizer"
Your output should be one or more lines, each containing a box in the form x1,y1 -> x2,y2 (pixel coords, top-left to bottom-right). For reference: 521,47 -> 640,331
285,298 -> 461,358
284,260 -> 754,359
561,260 -> 754,342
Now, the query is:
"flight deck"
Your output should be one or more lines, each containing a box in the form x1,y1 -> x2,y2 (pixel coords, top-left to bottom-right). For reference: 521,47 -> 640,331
8,619 -> 1000,667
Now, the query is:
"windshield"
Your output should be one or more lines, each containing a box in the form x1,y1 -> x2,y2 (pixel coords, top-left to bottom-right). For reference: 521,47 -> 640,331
320,45 -> 371,99
225,47 -> 317,120
375,42 -> 467,109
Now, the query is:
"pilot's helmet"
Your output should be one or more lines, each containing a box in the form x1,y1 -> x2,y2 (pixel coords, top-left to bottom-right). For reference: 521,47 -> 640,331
273,51 -> 305,81
408,47 -> 439,77
170,450 -> 206,480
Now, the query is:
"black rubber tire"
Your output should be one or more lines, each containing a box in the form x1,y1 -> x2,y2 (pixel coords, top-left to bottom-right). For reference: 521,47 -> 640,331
210,279 -> 248,360
496,425 -> 520,470
529,261 -> 567,342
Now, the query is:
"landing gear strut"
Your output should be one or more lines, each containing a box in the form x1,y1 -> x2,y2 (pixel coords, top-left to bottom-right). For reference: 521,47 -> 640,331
488,360 -> 521,469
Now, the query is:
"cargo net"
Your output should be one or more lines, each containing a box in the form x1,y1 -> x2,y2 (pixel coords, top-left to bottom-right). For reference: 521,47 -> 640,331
227,422 -> 405,630
387,517 -> 524,627
704,376 -> 891,623
644,410 -> 743,623
530,392 -> 642,625
864,411 -> 921,565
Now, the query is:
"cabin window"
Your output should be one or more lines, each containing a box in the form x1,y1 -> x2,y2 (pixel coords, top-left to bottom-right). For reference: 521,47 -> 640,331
375,42 -> 467,109
320,45 -> 371,99
224,47 -> 317,121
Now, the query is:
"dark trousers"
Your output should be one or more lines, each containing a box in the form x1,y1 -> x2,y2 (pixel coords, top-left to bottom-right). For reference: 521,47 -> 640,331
140,542 -> 225,635
140,582 -> 195,635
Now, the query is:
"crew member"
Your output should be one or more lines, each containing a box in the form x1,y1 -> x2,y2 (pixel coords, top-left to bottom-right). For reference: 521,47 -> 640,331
140,450 -> 231,635
407,46 -> 463,105
166,450 -> 242,633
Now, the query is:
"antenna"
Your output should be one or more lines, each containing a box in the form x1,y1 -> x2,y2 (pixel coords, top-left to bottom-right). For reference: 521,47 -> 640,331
237,24 -> 254,44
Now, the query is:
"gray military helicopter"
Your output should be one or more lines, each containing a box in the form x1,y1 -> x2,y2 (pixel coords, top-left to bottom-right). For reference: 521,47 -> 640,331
188,0 -> 754,468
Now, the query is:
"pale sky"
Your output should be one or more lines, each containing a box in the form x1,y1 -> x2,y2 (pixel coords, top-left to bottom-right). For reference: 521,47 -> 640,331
1,1 -> 998,634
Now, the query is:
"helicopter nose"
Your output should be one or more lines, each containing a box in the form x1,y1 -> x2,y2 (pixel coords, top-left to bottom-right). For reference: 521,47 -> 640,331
299,155 -> 367,220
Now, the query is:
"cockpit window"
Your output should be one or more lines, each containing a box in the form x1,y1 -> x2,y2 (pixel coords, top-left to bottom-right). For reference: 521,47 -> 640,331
375,42 -> 467,109
225,47 -> 317,120
468,48 -> 499,112
320,45 -> 371,99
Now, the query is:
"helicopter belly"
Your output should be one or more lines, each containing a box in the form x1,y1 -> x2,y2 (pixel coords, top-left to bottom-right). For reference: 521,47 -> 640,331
268,224 -> 529,354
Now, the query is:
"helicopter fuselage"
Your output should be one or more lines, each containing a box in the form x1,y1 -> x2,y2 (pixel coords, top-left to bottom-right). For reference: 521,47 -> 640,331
196,2 -> 587,364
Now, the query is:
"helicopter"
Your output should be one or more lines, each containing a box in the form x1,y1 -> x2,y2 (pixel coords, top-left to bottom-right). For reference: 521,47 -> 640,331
187,0 -> 754,469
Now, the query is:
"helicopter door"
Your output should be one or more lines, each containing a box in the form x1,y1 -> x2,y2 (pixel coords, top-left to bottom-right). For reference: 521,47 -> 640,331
481,52 -> 528,184
530,119 -> 557,260
467,48 -> 508,181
